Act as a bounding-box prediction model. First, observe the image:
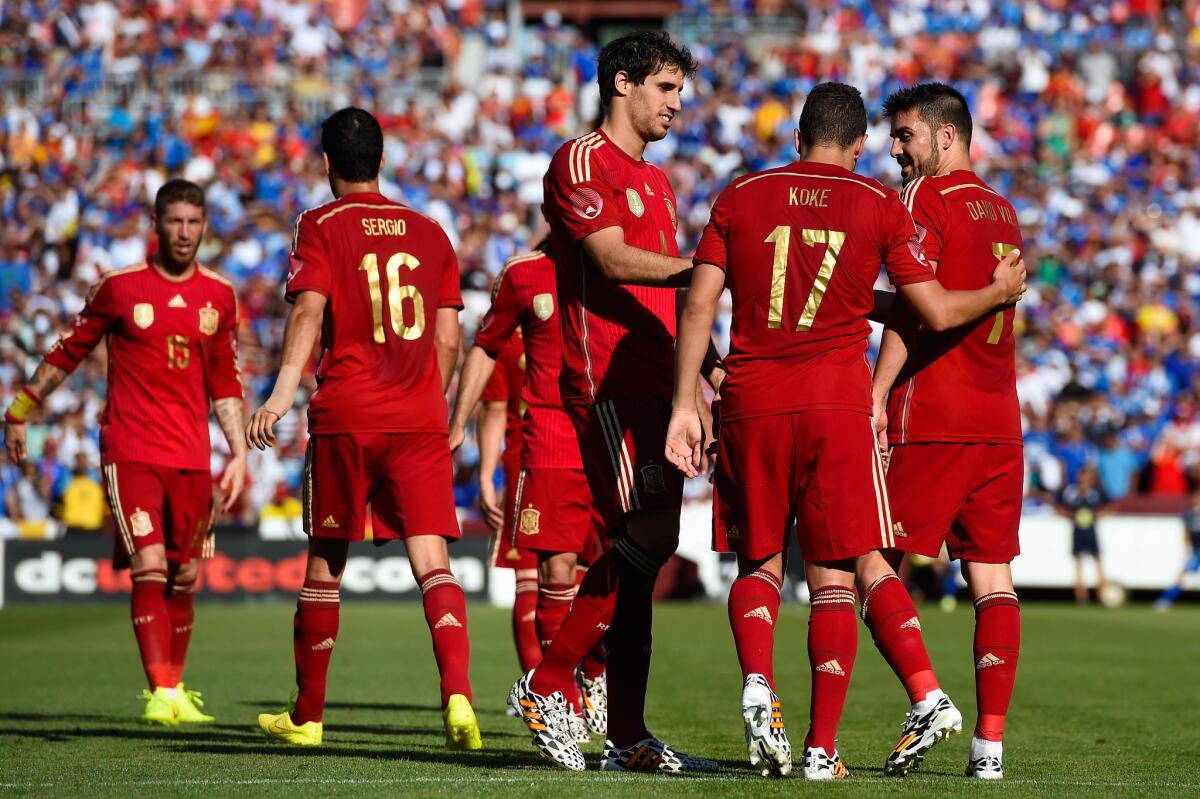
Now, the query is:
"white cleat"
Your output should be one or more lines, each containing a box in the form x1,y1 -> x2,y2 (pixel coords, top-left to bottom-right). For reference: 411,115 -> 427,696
577,668 -> 607,736
568,705 -> 590,744
884,692 -> 963,776
966,737 -> 1004,779
508,670 -> 586,771
601,736 -> 718,774
801,746 -> 848,780
741,674 -> 792,777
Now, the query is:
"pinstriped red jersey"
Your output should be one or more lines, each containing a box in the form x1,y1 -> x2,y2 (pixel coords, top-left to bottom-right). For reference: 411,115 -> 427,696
479,332 -> 525,468
44,259 -> 242,470
286,192 -> 463,435
886,171 -> 1023,445
474,251 -> 583,469
542,129 -> 679,403
694,161 -> 936,422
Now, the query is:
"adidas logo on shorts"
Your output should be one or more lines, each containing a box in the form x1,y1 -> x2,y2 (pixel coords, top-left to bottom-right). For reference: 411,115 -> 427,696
900,616 -> 922,630
435,613 -> 463,630
815,659 -> 846,677
321,515 -> 339,528
976,652 -> 1005,670
312,637 -> 335,651
743,605 -> 775,625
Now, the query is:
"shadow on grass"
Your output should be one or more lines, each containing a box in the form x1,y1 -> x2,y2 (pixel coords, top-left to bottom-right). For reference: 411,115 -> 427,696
169,741 -> 548,769
1,725 -> 260,744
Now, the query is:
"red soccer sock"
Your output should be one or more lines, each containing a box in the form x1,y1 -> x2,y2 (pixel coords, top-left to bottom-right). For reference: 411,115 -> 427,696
536,581 -> 575,651
973,591 -> 1020,741
419,568 -> 473,706
728,568 -> 782,688
513,576 -> 542,673
130,569 -> 174,690
580,640 -> 607,680
292,579 -> 340,725
862,574 -> 939,703
805,586 -> 858,754
529,551 -> 620,699
165,583 -> 196,686
601,538 -> 662,747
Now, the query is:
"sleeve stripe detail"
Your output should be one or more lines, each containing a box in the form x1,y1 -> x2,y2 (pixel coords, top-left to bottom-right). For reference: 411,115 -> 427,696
315,202 -> 403,225
901,176 -> 925,212
569,132 -> 604,184
733,171 -> 886,198
939,182 -> 999,197
503,252 -> 546,269
197,264 -> 235,290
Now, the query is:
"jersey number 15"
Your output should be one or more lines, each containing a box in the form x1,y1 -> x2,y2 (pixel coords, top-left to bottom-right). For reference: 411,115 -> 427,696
358,252 -> 426,343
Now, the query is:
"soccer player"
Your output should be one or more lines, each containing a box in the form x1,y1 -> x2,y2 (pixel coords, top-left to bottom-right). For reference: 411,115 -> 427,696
872,83 -> 1028,779
506,32 -> 722,773
449,247 -> 609,743
1156,488 -> 1200,609
476,331 -> 542,676
4,179 -> 246,725
1056,464 -> 1111,604
668,82 -> 1026,780
246,108 -> 480,751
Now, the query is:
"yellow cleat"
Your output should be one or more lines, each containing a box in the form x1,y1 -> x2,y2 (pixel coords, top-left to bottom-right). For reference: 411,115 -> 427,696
443,694 -> 483,750
172,683 -> 215,723
258,710 -> 322,746
140,688 -> 180,726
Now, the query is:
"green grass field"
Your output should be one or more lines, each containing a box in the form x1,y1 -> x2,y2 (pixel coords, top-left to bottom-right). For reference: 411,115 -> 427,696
0,601 -> 1196,797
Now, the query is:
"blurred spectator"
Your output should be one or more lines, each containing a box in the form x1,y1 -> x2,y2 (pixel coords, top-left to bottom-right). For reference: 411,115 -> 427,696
60,453 -> 106,535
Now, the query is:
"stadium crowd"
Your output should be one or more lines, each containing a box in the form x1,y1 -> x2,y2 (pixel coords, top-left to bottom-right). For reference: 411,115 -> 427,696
2,0 -> 1200,533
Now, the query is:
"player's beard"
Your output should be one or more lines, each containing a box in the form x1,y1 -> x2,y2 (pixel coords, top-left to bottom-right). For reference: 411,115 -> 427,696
156,234 -> 200,275
915,143 -> 942,179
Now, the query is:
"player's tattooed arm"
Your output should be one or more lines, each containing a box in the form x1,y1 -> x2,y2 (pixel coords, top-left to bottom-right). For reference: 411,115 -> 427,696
583,227 -> 693,287
214,397 -> 247,511
4,361 -> 69,465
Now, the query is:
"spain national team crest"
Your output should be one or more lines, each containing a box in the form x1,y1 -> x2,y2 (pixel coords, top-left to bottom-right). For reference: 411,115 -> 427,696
665,198 -> 677,230
532,293 -> 554,321
640,464 -> 666,495
199,304 -> 219,335
130,509 -> 154,537
132,303 -> 154,330
519,507 -> 541,536
625,188 -> 645,217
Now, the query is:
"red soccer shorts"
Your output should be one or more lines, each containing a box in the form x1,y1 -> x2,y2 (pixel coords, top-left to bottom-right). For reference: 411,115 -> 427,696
566,394 -> 684,531
303,432 -> 460,542
102,461 -> 213,568
492,453 -> 537,569
713,410 -> 893,562
510,467 -> 605,556
885,442 -> 1023,563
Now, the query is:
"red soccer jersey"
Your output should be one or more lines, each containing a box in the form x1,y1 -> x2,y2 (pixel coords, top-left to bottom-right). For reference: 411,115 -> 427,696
542,129 -> 679,404
694,161 -> 936,422
886,171 -> 1024,445
473,251 -> 583,469
286,192 -> 463,435
45,259 -> 242,470
479,332 -> 525,465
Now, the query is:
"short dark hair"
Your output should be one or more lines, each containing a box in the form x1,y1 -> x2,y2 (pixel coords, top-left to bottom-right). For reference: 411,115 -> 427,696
797,82 -> 867,150
882,82 -> 973,148
154,179 -> 206,218
597,31 -> 697,108
321,107 -> 384,182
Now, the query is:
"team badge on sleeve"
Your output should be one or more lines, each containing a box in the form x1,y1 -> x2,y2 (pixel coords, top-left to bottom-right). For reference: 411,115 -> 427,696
626,188 -> 645,217
533,293 -> 555,320
199,305 -> 220,335
570,187 -> 603,220
519,507 -> 541,536
133,303 -> 154,330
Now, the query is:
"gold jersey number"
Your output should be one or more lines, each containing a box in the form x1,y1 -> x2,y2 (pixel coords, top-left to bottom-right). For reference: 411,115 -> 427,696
358,252 -> 426,343
764,226 -> 846,331
988,243 -> 1018,344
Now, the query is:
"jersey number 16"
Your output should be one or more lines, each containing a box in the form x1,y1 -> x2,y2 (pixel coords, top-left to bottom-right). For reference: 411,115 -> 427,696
358,252 -> 426,343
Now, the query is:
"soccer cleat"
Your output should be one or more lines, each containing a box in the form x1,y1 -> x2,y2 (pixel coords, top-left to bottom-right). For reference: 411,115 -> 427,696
577,668 -> 607,735
884,693 -> 963,776
568,708 -> 590,744
801,746 -> 849,780
741,674 -> 792,777
258,710 -> 323,746
443,694 -> 483,750
171,683 -> 214,723
508,671 -> 586,771
140,688 -> 180,726
966,753 -> 1004,779
601,736 -> 719,774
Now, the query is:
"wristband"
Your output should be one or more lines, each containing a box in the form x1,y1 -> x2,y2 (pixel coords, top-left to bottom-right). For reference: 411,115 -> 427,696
5,387 -> 42,424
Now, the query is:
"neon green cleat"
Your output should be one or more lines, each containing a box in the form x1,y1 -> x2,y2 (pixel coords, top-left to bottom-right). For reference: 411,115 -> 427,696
258,710 -> 322,746
443,694 -> 483,750
172,683 -> 214,723
140,688 -> 180,726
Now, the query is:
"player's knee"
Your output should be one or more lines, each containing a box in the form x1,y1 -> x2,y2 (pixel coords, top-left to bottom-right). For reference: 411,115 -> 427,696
131,546 -> 168,573
736,551 -> 783,580
172,561 -> 199,592
537,552 -> 577,584
405,533 -> 451,578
